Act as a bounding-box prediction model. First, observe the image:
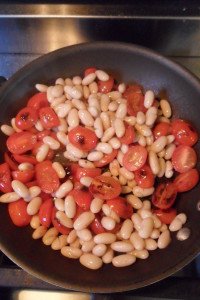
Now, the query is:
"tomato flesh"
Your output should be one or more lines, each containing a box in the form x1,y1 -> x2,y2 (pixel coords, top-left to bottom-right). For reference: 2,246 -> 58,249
174,169 -> 199,192
84,67 -> 97,77
152,182 -> 177,209
7,132 -> 37,155
134,164 -> 154,188
39,107 -> 60,129
32,141 -> 54,161
27,92 -> 49,110
74,166 -> 101,181
12,169 -> 35,184
98,77 -> 114,93
107,197 -> 133,219
171,119 -> 198,146
123,145 -> 147,171
69,188 -> 93,211
4,153 -> 18,171
0,163 -> 12,193
13,154 -> 37,165
153,122 -> 171,139
52,207 -> 71,235
68,126 -> 98,151
39,198 -> 53,228
36,160 -> 60,193
15,107 -> 38,130
154,208 -> 177,225
123,85 -> 146,116
89,175 -> 121,200
94,149 -> 118,168
119,125 -> 135,145
90,215 -> 106,234
172,145 -> 197,173
8,199 -> 31,227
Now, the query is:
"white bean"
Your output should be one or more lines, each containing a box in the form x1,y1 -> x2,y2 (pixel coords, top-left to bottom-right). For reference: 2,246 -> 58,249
146,135 -> 154,146
151,136 -> 168,153
51,85 -> 64,98
101,127 -> 115,143
112,254 -> 136,267
96,142 -> 112,154
78,109 -> 94,127
77,229 -> 92,242
144,90 -> 154,108
177,213 -> 187,224
152,215 -> 162,229
67,108 -> 79,128
118,83 -> 126,94
63,151 -> 79,162
100,112 -> 110,130
29,186 -> 41,199
121,144 -> 129,154
167,135 -> 175,144
52,162 -> 66,178
135,124 -> 152,137
89,82 -> 98,94
65,78 -> 73,86
109,159 -> 120,176
64,85 -> 82,100
55,180 -> 73,198
132,186 -> 155,197
151,229 -> 160,239
18,163 -> 33,171
130,232 -> 145,250
92,244 -> 107,257
96,70 -> 109,81
116,103 -> 127,119
131,214 -> 142,231
165,160 -> 173,178
94,233 -> 116,244
87,151 -> 103,162
138,217 -> 154,239
109,137 -> 121,149
176,227 -> 190,241
51,96 -> 66,109
56,131 -> 68,145
43,136 -> 60,150
139,209 -> 152,219
56,211 -> 73,228
101,217 -> 116,231
54,198 -> 65,211
67,143 -> 84,159
54,102 -> 72,118
158,230 -> 171,249
0,192 -> 20,203
56,78 -> 65,85
32,225 -> 47,239
67,230 -> 77,244
160,99 -> 172,118
81,239 -> 95,253
72,76 -> 82,85
145,107 -> 158,127
61,246 -> 82,259
132,249 -> 149,259
80,176 -> 93,187
157,157 -> 166,178
72,98 -> 86,110
124,116 -> 136,126
1,124 -> 14,136
82,73 -> 96,85
108,91 -> 122,101
108,101 -> 118,112
111,241 -> 134,252
138,136 -> 146,147
51,235 -> 68,250
102,247 -> 114,264
148,151 -> 160,175
117,150 -> 124,166
94,117 -> 103,139
11,180 -> 30,199
114,118 -> 125,138
74,211 -> 95,231
36,144 -> 49,162
145,238 -> 157,251
30,215 -> 40,229
119,167 -> 134,180
136,111 -> 146,125
42,227 -> 58,245
90,197 -> 103,214
80,253 -> 103,270
169,217 -> 183,232
100,94 -> 110,112
120,219 -> 134,240
126,195 -> 143,209
64,195 -> 76,218
142,200 -> 151,210
27,197 -> 42,215
35,83 -> 48,92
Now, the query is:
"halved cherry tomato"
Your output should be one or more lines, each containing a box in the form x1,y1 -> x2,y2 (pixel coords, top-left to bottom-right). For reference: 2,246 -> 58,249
7,132 -> 37,155
119,125 -> 135,145
52,207 -> 71,235
39,107 -> 60,129
123,145 -> 147,171
134,164 -> 154,188
152,182 -> 177,209
27,92 -> 49,110
123,85 -> 146,116
154,208 -> 177,225
39,198 -> 53,227
174,169 -> 199,192
12,169 -> 35,183
4,153 -> 18,171
84,67 -> 97,77
172,145 -> 197,173
35,160 -> 60,194
89,175 -> 121,200
74,166 -> 101,181
15,107 -> 38,130
69,189 -> 93,211
37,130 -> 51,141
68,126 -> 98,152
0,163 -> 12,193
94,149 -> 118,168
26,180 -> 38,188
13,154 -> 37,165
32,141 -> 54,161
171,119 -> 198,146
73,205 -> 85,221
107,197 -> 133,219
98,77 -> 114,93
153,122 -> 171,139
90,215 -> 106,234
8,199 -> 31,227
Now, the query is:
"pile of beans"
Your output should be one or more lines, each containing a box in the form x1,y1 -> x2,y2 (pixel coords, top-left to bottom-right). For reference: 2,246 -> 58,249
0,67 -> 198,270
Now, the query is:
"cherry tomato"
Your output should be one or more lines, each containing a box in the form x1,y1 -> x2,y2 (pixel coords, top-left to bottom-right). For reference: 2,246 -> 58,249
154,208 -> 177,225
123,85 -> 146,116
73,205 -> 85,221
89,175 -> 121,200
153,122 -> 171,139
68,126 -> 98,152
12,169 -> 35,183
36,130 -> 51,141
0,163 -> 12,193
90,215 -> 106,234
52,207 -> 71,235
32,141 -> 54,161
13,154 -> 37,165
74,166 -> 101,181
94,149 -> 118,168
15,107 -> 38,130
119,125 -> 135,145
27,92 -> 49,110
123,145 -> 147,171
152,182 -> 177,209
39,107 -> 60,129
134,164 -> 154,188
35,160 -> 60,194
8,199 -> 31,227
26,180 -> 38,188
39,198 -> 53,227
107,197 -> 133,219
171,119 -> 198,146
174,169 -> 199,192
84,67 -> 97,77
172,145 -> 197,173
98,77 -> 114,93
69,189 -> 93,211
7,132 -> 37,155
4,152 -> 18,171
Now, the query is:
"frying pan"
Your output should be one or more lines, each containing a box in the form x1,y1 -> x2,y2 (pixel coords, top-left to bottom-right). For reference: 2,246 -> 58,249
0,42 -> 200,293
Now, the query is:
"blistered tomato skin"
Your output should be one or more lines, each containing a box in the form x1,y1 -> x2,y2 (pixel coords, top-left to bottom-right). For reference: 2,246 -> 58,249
0,163 -> 12,193
27,92 -> 49,110
8,199 -> 31,227
89,175 -> 121,200
68,126 -> 98,152
134,164 -> 154,188
123,85 -> 146,116
36,160 -> 60,194
171,119 -> 198,146
174,169 -> 199,192
107,197 -> 133,219
152,182 -> 177,210
7,132 -> 37,154
123,145 -> 147,172
172,145 -> 197,173
154,208 -> 177,225
94,149 -> 118,168
15,107 -> 38,130
39,198 -> 53,228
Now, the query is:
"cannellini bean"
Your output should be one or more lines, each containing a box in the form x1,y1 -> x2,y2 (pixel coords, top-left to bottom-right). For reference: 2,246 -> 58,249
56,211 -> 73,228
119,174 -> 127,186
82,85 -> 89,98
82,73 -> 96,85
32,225 -> 47,239
127,180 -> 137,188
81,239 -> 95,253
102,247 -> 114,264
35,83 -> 48,92
145,107 -> 158,127
27,197 -> 42,215
78,109 -> 94,127
157,157 -> 166,178
131,214 -> 142,231
100,112 -> 111,130
138,217 -> 154,239
176,227 -> 190,241
94,117 -> 103,138
120,219 -> 134,240
145,238 -> 157,251
42,227 -> 58,245
61,246 -> 82,259
146,135 -> 154,146
67,143 -> 84,159
92,244 -> 107,257
96,142 -> 112,154
108,91 -> 122,101
80,176 -> 93,187
111,241 -> 134,252
158,149 -> 167,158
96,70 -> 109,81
54,102 -> 72,118
136,111 -> 146,125
28,187 -> 40,200
70,237 -> 81,249
90,197 -> 103,214
36,144 -> 49,162
94,233 -> 116,244
177,213 -> 187,224
52,162 -> 66,179
11,118 -> 21,132
65,78 -> 73,86
132,186 -> 154,197
108,101 -> 118,112
54,198 -> 65,211
121,186 -> 132,194
130,232 -> 145,251
169,217 -> 183,232
121,144 -> 129,154
112,254 -> 136,267
72,76 -> 82,85
101,216 -> 116,231
74,211 -> 95,231
118,83 -> 126,93
64,85 -> 82,100
160,224 -> 168,232
132,249 -> 149,259
109,137 -> 121,150
124,116 -> 136,126
148,151 -> 160,175
63,151 -> 79,162
100,94 -> 110,112
116,103 -> 127,119
1,124 -> 15,136
55,180 -> 73,198
138,136 -> 146,147
78,159 -> 94,168
88,95 -> 100,109
56,131 -> 68,145
51,235 -> 68,250
77,229 -> 92,242
144,90 -> 154,108
139,209 -> 152,219
43,136 -> 60,150
72,98 -> 86,110
51,95 -> 66,109
126,195 -> 142,209
165,160 -> 173,178
114,118 -> 125,138
151,136 -> 167,153
80,253 -> 103,270
56,78 -> 65,85
117,150 -> 124,166
142,200 -> 151,210
160,99 -> 172,118
51,85 -> 64,98
67,108 -> 79,128
152,215 -> 162,229
158,230 -> 171,249
109,159 -> 120,176
135,124 -> 152,137
119,167 -> 134,180
101,127 -> 115,143
18,163 -> 33,171
151,229 -> 160,239
64,195 -> 76,218
47,86 -> 54,102
11,180 -> 30,199
87,151 -> 103,161
89,82 -> 98,94
67,230 -> 77,244
30,215 -> 40,229
167,135 -> 175,144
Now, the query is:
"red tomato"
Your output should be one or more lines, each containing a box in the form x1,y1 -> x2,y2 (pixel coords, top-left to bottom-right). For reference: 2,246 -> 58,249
90,215 -> 106,234
0,163 -> 12,193
74,166 -> 101,181
13,154 -> 37,165
154,208 -> 177,225
7,132 -> 37,155
39,107 -> 60,129
123,85 -> 146,116
52,207 -> 71,235
4,153 -> 18,171
12,169 -> 35,183
98,77 -> 114,93
27,92 -> 49,110
172,145 -> 197,173
68,126 -> 98,152
94,149 -> 118,168
153,122 -> 171,139
171,119 -> 198,146
123,145 -> 147,171
84,67 -> 97,76
39,198 -> 53,227
89,175 -> 121,200
26,180 -> 38,188
73,205 -> 85,221
174,169 -> 199,192
35,160 -> 60,193
152,182 -> 177,209
32,141 -> 54,160
119,125 -> 135,145
134,164 -> 154,188
69,189 -> 93,211
107,197 -> 133,219
8,199 -> 31,227
36,130 -> 51,141
15,107 -> 38,130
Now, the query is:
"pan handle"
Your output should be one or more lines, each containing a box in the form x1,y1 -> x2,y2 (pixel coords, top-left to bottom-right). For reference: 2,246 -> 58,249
0,76 -> 7,88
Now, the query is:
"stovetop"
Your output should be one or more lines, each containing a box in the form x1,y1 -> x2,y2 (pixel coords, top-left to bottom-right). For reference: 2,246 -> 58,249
0,2 -> 200,299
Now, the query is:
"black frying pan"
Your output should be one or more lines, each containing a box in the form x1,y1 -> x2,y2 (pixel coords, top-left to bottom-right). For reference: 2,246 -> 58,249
0,42 -> 200,293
